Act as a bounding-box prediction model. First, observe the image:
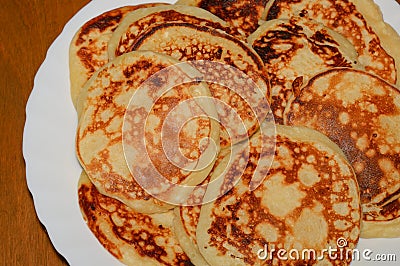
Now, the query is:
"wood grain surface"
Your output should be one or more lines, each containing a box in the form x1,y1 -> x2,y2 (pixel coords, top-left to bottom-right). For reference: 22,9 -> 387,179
0,0 -> 399,266
0,1 -> 89,265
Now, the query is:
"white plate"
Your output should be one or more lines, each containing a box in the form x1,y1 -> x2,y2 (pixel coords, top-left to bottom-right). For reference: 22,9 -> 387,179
22,0 -> 400,265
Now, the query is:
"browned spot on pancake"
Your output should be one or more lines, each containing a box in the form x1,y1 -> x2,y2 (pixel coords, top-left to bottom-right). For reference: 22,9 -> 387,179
285,68 -> 400,222
78,181 -> 192,264
76,11 -> 124,46
198,0 -> 269,36
251,17 -> 354,124
123,61 -> 166,79
76,47 -> 104,74
292,76 -> 304,98
378,196 -> 400,221
265,0 -> 397,84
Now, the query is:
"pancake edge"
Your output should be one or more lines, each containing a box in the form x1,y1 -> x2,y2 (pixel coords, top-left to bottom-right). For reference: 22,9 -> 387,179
361,217 -> 400,238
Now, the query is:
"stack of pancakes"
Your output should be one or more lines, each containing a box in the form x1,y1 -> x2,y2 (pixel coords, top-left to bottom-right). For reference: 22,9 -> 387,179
70,0 -> 400,265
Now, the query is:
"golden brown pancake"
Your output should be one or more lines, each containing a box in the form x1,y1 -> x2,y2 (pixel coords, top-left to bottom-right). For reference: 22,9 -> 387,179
248,16 -> 362,124
108,4 -> 240,60
264,0 -> 400,85
78,171 -> 192,266
284,68 -> 400,238
129,22 -> 270,148
197,125 -> 361,265
69,3 -> 166,109
76,51 -> 220,213
176,0 -> 269,37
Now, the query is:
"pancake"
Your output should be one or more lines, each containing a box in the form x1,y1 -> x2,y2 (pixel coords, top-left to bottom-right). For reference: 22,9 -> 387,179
78,171 -> 192,265
108,4 -> 240,60
129,22 -> 270,148
263,0 -> 400,85
284,68 -> 400,238
248,16 -> 362,124
176,0 -> 269,37
69,3 -> 166,109
196,125 -> 361,265
76,51 -> 220,213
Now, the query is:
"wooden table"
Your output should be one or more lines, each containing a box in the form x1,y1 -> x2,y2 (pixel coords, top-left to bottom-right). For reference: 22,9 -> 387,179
0,1 -> 89,265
